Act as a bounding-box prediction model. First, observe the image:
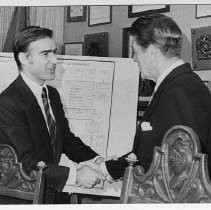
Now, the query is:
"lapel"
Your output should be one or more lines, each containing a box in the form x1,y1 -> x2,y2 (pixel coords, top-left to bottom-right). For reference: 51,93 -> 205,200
142,63 -> 192,120
46,86 -> 61,159
14,75 -> 53,155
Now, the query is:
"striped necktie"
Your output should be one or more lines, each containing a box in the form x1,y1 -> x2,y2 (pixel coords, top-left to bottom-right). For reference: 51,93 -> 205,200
41,87 -> 56,155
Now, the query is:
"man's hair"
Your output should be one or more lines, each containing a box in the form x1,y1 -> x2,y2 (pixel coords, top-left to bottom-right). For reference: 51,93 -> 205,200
13,26 -> 53,70
130,14 -> 182,58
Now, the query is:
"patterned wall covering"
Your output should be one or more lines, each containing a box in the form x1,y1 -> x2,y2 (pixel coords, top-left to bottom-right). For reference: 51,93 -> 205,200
0,7 -> 14,51
30,6 -> 64,54
0,6 -> 64,53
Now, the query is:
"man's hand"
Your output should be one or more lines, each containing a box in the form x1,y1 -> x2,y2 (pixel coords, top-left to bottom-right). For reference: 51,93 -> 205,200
79,161 -> 103,174
76,165 -> 105,188
79,155 -> 118,184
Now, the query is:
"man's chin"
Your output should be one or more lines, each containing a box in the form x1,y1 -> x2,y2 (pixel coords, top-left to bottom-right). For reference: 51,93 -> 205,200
46,74 -> 55,81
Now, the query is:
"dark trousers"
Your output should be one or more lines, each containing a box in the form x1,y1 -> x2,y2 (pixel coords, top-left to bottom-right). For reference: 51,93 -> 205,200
45,186 -> 71,204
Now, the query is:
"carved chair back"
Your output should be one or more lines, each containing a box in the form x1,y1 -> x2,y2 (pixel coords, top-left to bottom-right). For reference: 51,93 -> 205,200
120,125 -> 211,203
0,144 -> 46,204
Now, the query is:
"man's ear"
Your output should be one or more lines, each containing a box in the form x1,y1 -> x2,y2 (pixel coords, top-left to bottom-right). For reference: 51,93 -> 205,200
147,44 -> 156,61
18,52 -> 32,66
147,44 -> 160,65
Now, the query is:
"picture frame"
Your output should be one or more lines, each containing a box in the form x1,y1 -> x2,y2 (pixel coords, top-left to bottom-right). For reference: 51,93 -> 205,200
191,26 -> 211,71
84,32 -> 108,57
122,27 -> 133,58
196,5 -> 211,19
88,6 -> 112,27
128,5 -> 170,18
64,42 -> 84,56
67,6 -> 87,22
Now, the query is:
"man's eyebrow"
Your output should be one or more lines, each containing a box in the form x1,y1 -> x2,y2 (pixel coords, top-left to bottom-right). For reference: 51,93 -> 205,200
40,48 -> 57,54
40,50 -> 52,54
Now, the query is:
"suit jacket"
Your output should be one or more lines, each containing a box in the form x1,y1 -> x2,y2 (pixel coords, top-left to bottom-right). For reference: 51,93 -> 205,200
0,75 -> 98,191
106,63 -> 211,180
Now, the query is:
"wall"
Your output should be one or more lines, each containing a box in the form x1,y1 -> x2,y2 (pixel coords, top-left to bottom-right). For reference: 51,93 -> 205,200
64,4 -> 211,80
63,6 -> 136,58
166,4 -> 211,81
0,6 -> 64,53
0,7 -> 14,51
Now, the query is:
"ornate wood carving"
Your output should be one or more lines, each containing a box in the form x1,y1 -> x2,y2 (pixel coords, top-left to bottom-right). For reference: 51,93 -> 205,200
121,125 -> 211,203
0,144 -> 37,196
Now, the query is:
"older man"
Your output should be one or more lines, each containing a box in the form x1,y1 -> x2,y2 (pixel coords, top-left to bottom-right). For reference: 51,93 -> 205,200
87,14 -> 211,182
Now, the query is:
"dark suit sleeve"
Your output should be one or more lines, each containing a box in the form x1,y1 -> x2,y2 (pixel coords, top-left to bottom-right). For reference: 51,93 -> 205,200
51,88 -> 99,163
105,152 -> 131,180
0,96 -> 69,191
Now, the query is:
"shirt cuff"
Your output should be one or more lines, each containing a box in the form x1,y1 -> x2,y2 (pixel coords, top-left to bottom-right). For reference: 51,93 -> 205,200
100,161 -> 113,182
92,155 -> 102,162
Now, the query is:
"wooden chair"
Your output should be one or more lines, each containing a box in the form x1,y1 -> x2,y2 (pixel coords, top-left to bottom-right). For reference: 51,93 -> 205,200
120,125 -> 211,203
0,144 -> 46,204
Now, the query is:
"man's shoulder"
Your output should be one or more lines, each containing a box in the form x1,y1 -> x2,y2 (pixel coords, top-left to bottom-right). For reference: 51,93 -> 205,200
0,76 -> 25,106
0,77 -> 19,97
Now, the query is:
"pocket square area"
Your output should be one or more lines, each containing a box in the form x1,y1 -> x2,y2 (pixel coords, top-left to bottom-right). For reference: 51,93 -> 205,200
141,121 -> 153,131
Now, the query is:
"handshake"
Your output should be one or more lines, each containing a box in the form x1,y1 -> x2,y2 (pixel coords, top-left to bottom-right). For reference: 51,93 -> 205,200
76,155 -> 117,189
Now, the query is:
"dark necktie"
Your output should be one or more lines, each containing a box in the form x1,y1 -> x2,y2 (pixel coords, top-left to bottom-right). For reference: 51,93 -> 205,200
41,87 -> 56,155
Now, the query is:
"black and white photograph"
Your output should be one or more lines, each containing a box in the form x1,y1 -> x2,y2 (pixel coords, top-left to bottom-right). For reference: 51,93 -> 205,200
0,1 -> 211,208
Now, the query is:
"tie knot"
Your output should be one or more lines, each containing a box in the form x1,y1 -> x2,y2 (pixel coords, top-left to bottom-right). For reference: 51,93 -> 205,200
42,87 -> 48,99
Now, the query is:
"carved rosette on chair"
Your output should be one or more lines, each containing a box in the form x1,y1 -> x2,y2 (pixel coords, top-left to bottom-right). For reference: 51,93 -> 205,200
121,125 -> 211,203
0,144 -> 46,203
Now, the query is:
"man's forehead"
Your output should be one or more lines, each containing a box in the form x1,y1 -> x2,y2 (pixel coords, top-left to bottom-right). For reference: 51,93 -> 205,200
28,37 -> 56,52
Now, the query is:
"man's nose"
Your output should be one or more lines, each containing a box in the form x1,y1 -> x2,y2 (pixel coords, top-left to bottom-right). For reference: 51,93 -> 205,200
49,53 -> 57,64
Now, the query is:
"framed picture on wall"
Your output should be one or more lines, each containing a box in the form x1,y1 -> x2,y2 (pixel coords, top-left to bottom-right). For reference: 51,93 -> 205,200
122,27 -> 133,58
191,26 -> 211,70
128,5 -> 170,18
88,6 -> 112,26
67,6 -> 87,22
64,42 -> 84,56
196,5 -> 211,18
84,32 -> 108,57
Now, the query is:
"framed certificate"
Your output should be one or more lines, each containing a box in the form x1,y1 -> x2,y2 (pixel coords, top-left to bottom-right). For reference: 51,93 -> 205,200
88,6 -> 112,27
64,42 -> 84,56
196,5 -> 211,18
128,5 -> 170,18
67,6 -> 86,22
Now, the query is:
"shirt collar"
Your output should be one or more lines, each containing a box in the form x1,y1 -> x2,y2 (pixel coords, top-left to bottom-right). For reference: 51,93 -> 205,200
20,72 -> 47,96
154,59 -> 184,93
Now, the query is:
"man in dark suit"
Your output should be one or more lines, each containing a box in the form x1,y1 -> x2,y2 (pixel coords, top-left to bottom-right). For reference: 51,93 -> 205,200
84,14 -> 211,182
0,26 -> 105,203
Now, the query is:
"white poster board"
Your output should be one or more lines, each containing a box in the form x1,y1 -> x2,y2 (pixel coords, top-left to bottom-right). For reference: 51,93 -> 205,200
0,52 -> 139,197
